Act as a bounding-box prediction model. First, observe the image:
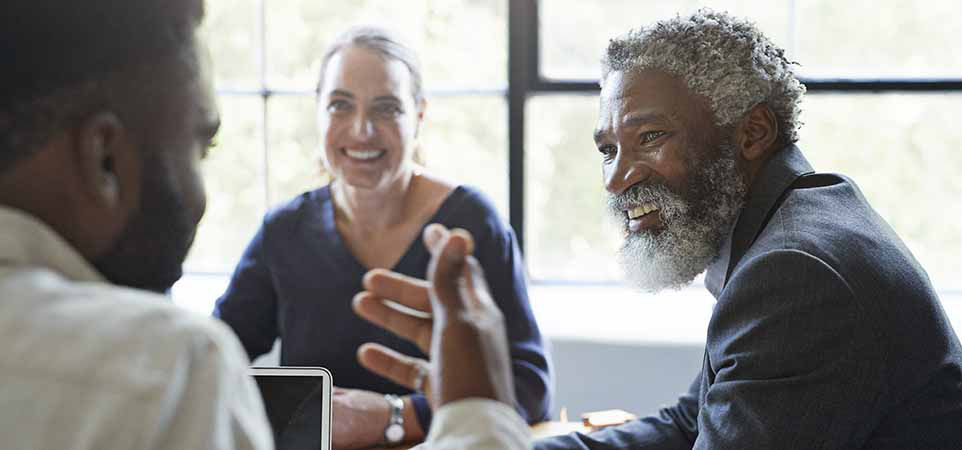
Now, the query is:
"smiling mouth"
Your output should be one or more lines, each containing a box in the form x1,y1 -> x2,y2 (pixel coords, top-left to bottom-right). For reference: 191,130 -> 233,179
343,148 -> 386,161
626,203 -> 659,220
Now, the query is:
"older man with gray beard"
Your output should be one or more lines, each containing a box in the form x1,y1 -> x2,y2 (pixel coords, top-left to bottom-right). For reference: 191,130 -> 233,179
351,9 -> 962,450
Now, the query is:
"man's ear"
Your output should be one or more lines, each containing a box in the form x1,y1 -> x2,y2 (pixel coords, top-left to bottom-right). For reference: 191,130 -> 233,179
736,103 -> 779,162
73,112 -> 139,211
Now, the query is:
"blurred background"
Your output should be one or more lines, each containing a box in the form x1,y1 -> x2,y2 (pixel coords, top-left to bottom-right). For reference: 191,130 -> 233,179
172,0 -> 962,419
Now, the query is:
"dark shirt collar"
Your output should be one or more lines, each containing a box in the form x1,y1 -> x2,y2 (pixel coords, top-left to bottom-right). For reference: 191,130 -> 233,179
704,145 -> 814,298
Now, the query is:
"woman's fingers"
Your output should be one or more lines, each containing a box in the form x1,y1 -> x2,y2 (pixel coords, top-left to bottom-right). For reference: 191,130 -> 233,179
352,292 -> 433,353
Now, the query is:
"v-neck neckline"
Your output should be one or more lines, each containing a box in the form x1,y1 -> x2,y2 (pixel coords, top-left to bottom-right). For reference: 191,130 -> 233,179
314,185 -> 466,276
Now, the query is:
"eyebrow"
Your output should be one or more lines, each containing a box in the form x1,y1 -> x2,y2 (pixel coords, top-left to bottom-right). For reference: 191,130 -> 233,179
593,112 -> 671,143
325,91 -> 401,105
328,89 -> 354,99
373,95 -> 402,103
623,112 -> 670,128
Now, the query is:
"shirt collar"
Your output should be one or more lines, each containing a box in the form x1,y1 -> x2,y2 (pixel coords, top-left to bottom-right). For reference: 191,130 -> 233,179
0,206 -> 105,283
704,145 -> 814,298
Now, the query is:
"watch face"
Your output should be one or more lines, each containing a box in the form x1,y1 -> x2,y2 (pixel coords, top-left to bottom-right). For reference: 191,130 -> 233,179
385,423 -> 405,443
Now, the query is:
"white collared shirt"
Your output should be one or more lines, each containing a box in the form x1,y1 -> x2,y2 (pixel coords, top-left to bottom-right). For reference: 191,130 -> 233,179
0,206 -> 273,450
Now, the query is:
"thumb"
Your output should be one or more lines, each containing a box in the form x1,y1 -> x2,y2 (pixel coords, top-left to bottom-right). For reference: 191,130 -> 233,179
428,231 -> 472,312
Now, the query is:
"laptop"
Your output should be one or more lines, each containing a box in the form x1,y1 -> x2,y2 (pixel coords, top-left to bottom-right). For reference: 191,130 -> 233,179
251,367 -> 333,450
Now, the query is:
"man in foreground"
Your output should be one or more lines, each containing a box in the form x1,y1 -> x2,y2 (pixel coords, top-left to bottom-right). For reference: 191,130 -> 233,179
0,1 -> 272,448
354,10 -> 962,449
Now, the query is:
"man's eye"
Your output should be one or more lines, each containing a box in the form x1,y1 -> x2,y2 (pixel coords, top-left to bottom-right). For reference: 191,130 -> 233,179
597,144 -> 617,160
640,130 -> 667,144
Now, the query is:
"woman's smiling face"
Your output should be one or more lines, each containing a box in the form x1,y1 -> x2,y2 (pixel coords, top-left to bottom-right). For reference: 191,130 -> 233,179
316,45 -> 424,191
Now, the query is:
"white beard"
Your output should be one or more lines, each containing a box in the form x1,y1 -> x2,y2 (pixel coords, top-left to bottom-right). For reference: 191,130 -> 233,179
609,144 -> 747,292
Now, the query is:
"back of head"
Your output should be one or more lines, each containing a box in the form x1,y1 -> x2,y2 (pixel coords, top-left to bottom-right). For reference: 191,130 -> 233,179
0,0 -> 205,172
602,9 -> 805,147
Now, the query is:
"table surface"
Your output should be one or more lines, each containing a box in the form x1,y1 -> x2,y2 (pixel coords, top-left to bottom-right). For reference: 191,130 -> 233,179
367,421 -> 589,449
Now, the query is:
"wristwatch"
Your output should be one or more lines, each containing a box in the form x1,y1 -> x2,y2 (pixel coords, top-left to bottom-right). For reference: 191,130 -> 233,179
383,394 -> 405,445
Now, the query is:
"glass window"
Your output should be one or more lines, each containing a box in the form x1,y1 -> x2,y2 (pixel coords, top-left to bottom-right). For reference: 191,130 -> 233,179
795,1 -> 962,77
184,96 -> 265,274
420,96 -> 509,217
525,94 -> 623,281
798,93 -> 962,290
265,0 -> 507,90
201,0 -> 261,89
539,0 -> 793,81
266,95 -> 324,206
540,1 -> 962,81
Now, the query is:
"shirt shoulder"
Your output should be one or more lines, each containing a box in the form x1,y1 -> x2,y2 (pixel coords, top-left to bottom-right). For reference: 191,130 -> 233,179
263,185 -> 329,227
748,173 -> 928,295
0,268 -> 264,449
0,267 -> 250,390
436,185 -> 511,241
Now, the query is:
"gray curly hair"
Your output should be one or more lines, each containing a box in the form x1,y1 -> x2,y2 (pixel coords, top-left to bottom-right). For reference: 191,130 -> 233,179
602,9 -> 805,145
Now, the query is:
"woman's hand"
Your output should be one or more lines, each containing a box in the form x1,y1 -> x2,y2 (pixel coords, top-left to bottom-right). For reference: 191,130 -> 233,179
331,387 -> 390,449
353,224 -> 516,410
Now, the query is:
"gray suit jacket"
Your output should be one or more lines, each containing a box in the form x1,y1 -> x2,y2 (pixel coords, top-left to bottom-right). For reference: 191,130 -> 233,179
536,146 -> 962,449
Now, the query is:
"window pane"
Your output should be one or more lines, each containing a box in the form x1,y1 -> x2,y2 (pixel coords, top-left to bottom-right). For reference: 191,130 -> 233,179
267,94 -> 509,218
203,0 -> 261,89
184,96 -> 265,273
525,95 -> 623,281
420,96 -> 509,217
796,1 -> 962,77
265,0 -> 507,90
798,93 -> 962,290
540,1 -> 793,81
267,95 -> 324,207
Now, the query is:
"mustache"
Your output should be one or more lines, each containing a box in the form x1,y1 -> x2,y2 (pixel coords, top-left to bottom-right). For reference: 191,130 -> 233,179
606,182 -> 679,213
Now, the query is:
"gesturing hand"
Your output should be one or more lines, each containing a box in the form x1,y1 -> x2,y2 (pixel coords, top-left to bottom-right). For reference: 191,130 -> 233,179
352,224 -> 516,410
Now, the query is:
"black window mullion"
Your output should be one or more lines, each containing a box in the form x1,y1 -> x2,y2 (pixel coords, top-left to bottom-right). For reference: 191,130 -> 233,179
508,0 -> 540,254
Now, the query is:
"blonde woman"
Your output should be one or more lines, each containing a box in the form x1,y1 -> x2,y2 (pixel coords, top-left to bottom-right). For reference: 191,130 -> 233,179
214,27 -> 551,449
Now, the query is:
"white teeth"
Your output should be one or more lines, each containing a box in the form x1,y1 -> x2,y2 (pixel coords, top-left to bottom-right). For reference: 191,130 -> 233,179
345,149 -> 384,160
627,203 -> 658,220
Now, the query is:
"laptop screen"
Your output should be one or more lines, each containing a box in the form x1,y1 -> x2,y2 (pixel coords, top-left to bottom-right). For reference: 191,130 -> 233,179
253,370 -> 330,450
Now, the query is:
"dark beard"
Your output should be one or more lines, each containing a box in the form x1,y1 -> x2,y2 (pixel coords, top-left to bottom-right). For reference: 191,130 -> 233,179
607,140 -> 748,292
93,156 -> 196,294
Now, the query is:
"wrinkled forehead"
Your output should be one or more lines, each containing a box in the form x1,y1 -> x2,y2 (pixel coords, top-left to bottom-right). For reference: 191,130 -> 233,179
596,69 -> 712,133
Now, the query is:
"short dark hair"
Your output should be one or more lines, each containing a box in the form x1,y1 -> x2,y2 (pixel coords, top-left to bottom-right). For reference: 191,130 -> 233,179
0,0 -> 205,173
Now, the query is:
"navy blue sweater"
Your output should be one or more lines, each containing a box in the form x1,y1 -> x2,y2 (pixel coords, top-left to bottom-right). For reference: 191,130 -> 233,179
213,185 -> 552,430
